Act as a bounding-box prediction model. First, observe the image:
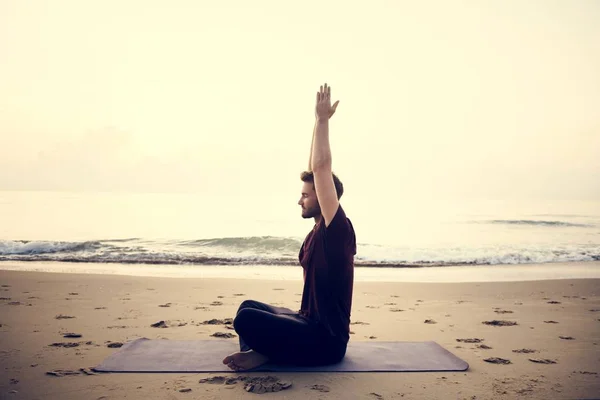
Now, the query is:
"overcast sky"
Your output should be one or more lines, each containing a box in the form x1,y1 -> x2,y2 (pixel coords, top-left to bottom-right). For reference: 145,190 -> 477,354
1,0 -> 598,201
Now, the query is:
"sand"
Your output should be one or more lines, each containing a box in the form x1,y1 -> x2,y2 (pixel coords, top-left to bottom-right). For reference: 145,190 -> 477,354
0,267 -> 599,399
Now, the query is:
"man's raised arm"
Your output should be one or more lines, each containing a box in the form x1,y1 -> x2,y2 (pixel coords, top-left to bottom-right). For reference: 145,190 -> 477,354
311,83 -> 341,227
308,87 -> 339,172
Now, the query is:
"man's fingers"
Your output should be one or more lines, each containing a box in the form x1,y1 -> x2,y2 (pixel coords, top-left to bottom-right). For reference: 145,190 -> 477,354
332,100 -> 339,110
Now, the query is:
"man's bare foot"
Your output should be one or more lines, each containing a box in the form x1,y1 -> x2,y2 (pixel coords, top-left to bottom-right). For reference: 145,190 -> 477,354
222,350 -> 269,371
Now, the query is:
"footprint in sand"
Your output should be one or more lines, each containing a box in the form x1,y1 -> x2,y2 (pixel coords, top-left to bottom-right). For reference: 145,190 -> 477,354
199,376 -> 240,385
310,384 -> 330,392
211,301 -> 223,306
201,318 -> 233,325
544,320 -> 559,324
482,320 -> 517,327
199,376 -> 239,385
211,332 -> 236,338
456,338 -> 484,343
55,314 -> 76,319
243,376 -> 292,393
559,336 -> 575,340
46,369 -> 83,377
513,349 -> 537,354
199,376 -> 292,393
529,358 -> 556,364
49,342 -> 80,348
477,344 -> 492,350
484,357 -> 511,365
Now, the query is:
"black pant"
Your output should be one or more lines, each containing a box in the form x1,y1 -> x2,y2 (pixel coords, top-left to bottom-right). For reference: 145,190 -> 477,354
233,299 -> 346,367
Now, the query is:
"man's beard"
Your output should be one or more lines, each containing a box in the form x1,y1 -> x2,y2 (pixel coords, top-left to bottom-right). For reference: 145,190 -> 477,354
302,205 -> 321,219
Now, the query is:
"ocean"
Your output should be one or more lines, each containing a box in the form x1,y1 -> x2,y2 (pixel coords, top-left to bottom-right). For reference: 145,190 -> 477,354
1,191 -> 599,274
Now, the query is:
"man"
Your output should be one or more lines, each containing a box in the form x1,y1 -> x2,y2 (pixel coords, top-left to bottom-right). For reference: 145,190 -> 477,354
222,83 -> 356,371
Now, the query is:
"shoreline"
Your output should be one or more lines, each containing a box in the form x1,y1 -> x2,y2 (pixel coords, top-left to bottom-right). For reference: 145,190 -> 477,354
0,260 -> 599,283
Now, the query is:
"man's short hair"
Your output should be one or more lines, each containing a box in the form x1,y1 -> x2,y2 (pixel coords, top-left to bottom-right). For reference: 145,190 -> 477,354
300,171 -> 344,200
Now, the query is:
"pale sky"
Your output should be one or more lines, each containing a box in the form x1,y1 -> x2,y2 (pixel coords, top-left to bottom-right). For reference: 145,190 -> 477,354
1,0 -> 599,200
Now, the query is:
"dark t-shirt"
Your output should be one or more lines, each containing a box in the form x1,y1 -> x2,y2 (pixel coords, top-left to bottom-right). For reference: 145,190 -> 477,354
298,205 -> 356,344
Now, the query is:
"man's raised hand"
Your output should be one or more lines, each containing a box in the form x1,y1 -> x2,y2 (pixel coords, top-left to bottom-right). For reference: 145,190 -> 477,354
315,83 -> 339,120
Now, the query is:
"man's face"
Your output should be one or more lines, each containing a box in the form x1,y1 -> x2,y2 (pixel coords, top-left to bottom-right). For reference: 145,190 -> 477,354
298,181 -> 321,219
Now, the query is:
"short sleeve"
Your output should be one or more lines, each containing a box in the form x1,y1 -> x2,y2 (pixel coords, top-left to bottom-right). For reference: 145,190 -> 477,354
322,205 -> 355,261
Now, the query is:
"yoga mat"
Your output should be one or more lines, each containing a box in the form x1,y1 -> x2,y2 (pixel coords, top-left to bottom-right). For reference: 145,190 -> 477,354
94,338 -> 469,372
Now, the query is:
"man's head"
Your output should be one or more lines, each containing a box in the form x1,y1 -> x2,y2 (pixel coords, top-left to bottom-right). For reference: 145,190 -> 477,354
298,171 -> 344,219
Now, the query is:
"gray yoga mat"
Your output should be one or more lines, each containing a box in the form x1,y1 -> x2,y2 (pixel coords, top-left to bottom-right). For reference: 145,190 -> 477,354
94,338 -> 469,372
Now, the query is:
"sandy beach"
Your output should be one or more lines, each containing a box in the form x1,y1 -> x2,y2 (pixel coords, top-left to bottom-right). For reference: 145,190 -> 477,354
1,266 -> 599,399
